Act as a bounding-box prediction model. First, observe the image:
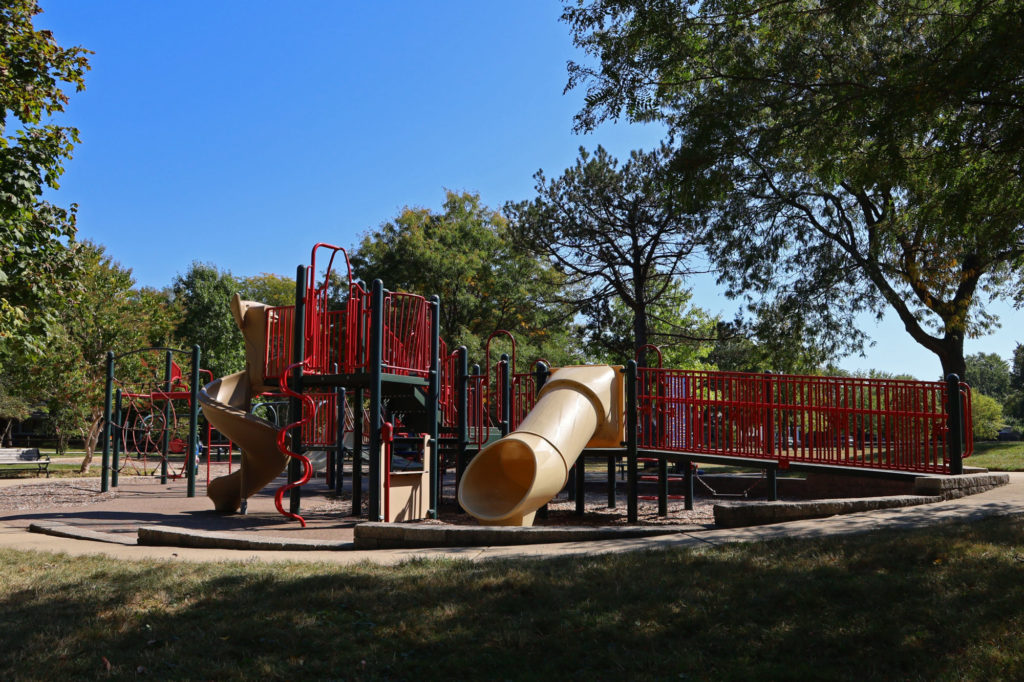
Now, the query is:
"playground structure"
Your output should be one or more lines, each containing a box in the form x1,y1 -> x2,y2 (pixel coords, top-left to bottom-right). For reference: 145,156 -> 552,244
164,242 -> 973,528
98,347 -> 228,494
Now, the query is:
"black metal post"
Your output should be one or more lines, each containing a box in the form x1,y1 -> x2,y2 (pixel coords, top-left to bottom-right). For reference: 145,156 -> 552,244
428,295 -> 440,518
187,345 -> 200,497
534,362 -> 550,519
946,374 -> 964,475
625,361 -> 638,524
352,387 -> 363,515
111,388 -> 122,488
607,454 -> 616,508
683,459 -> 694,510
289,266 -> 306,514
334,386 -> 346,495
368,279 -> 384,521
161,350 -> 172,484
767,464 -> 778,501
575,451 -> 586,516
101,351 -> 114,493
499,353 -> 511,437
657,456 -> 668,516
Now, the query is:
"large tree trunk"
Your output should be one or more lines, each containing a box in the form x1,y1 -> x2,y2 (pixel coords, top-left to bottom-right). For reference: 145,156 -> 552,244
937,336 -> 967,382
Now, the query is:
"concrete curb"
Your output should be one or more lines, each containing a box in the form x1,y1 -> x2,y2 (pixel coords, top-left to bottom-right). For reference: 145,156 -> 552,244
353,522 -> 703,550
137,526 -> 354,551
713,495 -> 941,528
713,473 -> 1010,528
29,520 -> 138,546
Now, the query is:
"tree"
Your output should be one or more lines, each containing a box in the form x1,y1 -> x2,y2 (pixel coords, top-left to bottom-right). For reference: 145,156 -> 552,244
24,242 -> 179,464
172,262 -> 244,380
964,352 -> 1011,403
351,191 -> 577,366
579,278 -> 717,369
506,145 -> 704,364
0,1 -> 90,364
971,393 -> 1005,441
238,272 -> 296,307
562,0 -> 1024,379
1007,343 -> 1024,423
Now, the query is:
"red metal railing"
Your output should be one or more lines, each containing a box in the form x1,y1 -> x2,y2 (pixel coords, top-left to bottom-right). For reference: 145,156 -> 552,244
381,291 -> 432,376
637,368 -> 972,474
264,305 -> 295,382
510,372 -> 539,431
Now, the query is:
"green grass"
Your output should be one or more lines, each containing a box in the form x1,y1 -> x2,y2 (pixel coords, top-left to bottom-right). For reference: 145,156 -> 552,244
2,517 -> 1024,679
968,440 -> 1024,471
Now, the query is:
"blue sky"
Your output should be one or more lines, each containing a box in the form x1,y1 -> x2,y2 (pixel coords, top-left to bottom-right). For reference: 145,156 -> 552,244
36,1 -> 1019,380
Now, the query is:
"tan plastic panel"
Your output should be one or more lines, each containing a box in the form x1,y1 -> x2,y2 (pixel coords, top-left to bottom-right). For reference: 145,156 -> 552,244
200,371 -> 288,512
457,365 -> 624,527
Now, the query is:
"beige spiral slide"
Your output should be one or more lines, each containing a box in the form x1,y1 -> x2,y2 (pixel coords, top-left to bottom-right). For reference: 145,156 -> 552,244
199,295 -> 288,512
457,365 -> 624,526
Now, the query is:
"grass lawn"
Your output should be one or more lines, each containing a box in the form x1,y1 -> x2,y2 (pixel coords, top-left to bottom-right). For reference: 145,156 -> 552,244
968,440 -> 1024,471
1,517 -> 1023,679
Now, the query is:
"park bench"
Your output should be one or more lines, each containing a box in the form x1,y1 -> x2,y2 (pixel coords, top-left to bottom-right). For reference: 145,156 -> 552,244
0,448 -> 51,477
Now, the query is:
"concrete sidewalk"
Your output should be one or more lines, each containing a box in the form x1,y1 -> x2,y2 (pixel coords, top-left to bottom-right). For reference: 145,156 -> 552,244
0,472 -> 1021,565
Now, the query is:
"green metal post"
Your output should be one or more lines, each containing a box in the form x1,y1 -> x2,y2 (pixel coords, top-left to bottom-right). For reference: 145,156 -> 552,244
455,346 -> 469,494
101,351 -> 114,493
111,389 -> 122,487
161,350 -> 172,484
428,295 -> 440,517
187,345 -> 200,498
334,386 -> 346,495
351,387 -> 363,515
368,279 -> 384,522
289,265 -> 306,514
625,361 -> 638,524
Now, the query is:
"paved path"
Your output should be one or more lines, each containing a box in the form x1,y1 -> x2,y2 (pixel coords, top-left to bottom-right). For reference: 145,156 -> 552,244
0,472 -> 1022,565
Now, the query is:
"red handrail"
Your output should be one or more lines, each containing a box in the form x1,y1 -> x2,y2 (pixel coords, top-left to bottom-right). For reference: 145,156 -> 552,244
274,360 -> 314,526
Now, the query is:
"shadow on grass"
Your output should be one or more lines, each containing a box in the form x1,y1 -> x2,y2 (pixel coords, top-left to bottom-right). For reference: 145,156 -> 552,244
2,517 -> 1024,679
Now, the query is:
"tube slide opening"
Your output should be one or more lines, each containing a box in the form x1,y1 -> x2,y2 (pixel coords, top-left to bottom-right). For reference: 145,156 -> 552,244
458,440 -> 536,519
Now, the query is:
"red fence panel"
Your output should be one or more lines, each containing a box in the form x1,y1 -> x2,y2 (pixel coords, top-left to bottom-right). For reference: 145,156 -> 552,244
637,368 -> 970,474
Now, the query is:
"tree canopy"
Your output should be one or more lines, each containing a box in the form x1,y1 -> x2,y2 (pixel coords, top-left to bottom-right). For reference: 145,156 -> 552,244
351,191 -> 577,367
562,0 -> 1024,379
0,0 -> 90,364
506,145 -> 705,364
172,262 -> 244,380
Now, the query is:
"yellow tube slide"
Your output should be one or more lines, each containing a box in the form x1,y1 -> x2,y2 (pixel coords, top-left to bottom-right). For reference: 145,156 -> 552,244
200,371 -> 288,512
200,294 -> 287,512
458,365 -> 624,526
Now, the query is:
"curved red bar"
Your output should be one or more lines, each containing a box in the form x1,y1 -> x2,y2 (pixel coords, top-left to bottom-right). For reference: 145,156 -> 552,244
274,360 -> 315,526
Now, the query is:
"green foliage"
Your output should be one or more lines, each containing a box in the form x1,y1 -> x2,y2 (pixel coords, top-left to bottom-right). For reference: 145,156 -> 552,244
563,0 -> 1024,379
172,262 -> 244,380
965,352 -> 1012,402
0,1 -> 90,363
18,242 -> 180,458
237,272 -> 296,307
580,279 -> 717,369
972,393 -> 1006,441
507,146 -> 703,361
351,190 -> 577,367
